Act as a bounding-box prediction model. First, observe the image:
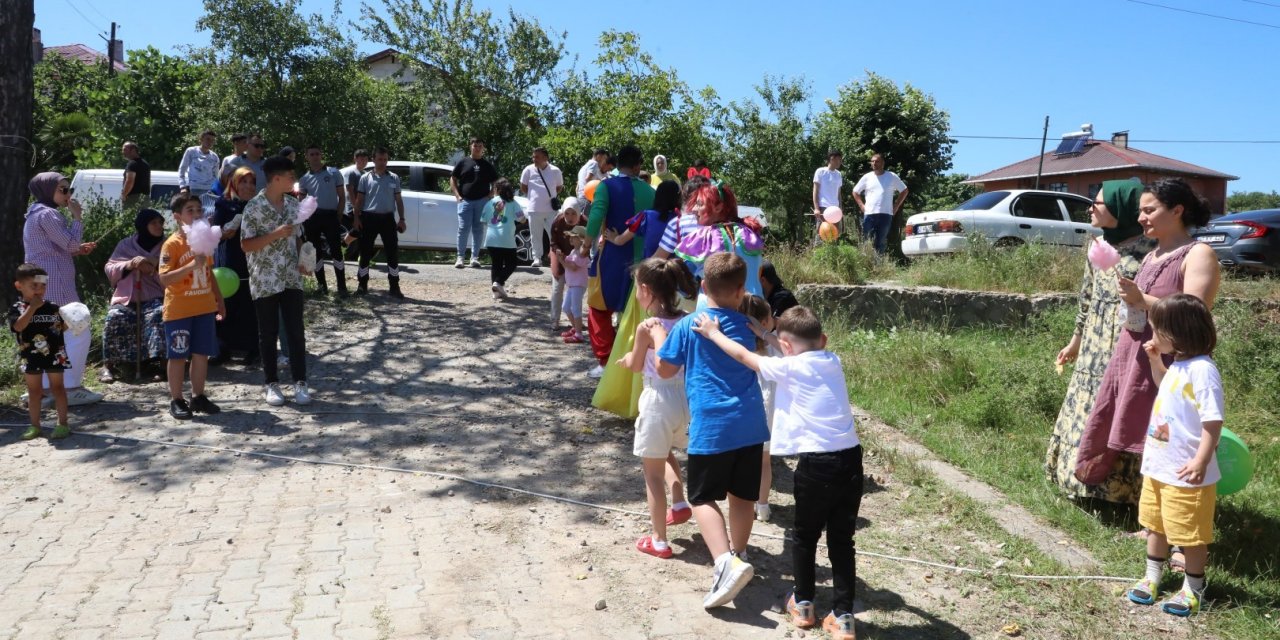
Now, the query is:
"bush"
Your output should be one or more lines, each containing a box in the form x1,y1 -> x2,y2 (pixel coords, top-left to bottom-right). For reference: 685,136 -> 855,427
901,233 -> 1084,294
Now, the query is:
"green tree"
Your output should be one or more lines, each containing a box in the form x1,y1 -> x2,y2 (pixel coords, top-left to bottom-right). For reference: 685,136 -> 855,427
914,173 -> 982,213
716,76 -> 819,245
32,52 -> 109,172
814,72 -> 954,257
356,0 -> 565,171
90,47 -> 208,170
543,31 -> 721,190
1226,190 -> 1280,212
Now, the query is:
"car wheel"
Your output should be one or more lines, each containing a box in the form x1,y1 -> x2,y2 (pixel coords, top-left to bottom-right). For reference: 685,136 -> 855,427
994,237 -> 1025,248
515,225 -> 534,265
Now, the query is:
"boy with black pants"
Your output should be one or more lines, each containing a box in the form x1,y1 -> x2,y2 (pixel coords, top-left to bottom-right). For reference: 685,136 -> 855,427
353,147 -> 406,299
300,144 -> 348,296
656,253 -> 769,609
693,304 -> 863,640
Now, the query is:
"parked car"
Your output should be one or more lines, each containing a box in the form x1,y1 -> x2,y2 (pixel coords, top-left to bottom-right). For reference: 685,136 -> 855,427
1192,208 -> 1280,274
341,161 -> 541,263
901,190 -> 1099,257
69,169 -> 182,207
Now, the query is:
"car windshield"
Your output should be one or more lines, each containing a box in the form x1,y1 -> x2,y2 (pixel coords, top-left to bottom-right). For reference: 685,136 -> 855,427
955,191 -> 1009,211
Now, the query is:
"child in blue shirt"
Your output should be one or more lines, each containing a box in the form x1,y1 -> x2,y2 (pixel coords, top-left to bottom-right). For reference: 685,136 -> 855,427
656,251 -> 768,609
483,178 -> 525,300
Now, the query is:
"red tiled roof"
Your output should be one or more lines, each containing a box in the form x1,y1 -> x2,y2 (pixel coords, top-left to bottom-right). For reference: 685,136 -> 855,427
43,44 -> 127,71
966,140 -> 1238,183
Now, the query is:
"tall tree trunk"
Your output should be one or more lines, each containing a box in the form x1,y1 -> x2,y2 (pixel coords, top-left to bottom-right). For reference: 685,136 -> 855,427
0,1 -> 35,307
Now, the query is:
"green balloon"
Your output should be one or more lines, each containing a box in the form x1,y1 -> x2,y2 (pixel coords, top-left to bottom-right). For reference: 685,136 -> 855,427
213,267 -> 240,297
1216,427 -> 1253,496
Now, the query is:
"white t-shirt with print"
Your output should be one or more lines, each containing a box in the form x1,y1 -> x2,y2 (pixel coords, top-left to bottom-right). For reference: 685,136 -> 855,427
520,163 -> 563,213
755,350 -> 860,456
813,167 -> 843,208
853,171 -> 908,215
1141,356 -> 1224,488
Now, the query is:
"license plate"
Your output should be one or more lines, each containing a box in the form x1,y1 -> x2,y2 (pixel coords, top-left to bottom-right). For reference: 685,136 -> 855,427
1198,234 -> 1227,244
915,224 -> 934,234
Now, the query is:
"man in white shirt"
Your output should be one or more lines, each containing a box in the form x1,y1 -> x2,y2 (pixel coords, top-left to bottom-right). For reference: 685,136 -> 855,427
852,153 -> 909,255
812,150 -> 844,241
520,147 -> 563,266
576,148 -> 609,199
178,130 -> 221,197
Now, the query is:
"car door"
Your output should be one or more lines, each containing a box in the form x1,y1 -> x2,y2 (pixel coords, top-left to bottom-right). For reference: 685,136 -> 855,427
1058,195 -> 1099,246
418,167 -> 458,250
1010,193 -> 1074,245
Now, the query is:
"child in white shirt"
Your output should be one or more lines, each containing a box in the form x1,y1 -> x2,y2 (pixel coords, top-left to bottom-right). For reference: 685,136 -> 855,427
693,305 -> 861,640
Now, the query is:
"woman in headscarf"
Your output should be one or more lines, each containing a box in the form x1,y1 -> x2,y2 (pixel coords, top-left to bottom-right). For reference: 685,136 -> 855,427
22,172 -> 102,405
100,209 -> 167,382
210,167 -> 260,364
649,155 -> 680,188
1044,180 -> 1155,503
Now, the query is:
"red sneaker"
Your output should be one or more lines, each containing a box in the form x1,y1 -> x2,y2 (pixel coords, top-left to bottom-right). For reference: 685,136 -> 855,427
666,506 -> 692,525
635,536 -> 673,559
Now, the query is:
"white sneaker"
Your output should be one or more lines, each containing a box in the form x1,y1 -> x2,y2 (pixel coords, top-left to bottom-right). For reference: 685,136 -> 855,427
755,503 -> 771,522
264,383 -> 286,406
20,393 -> 53,410
470,259 -> 483,269
703,554 -> 754,609
496,284 -> 508,299
454,257 -> 465,268
66,387 -> 104,406
294,382 -> 312,405
587,364 -> 605,379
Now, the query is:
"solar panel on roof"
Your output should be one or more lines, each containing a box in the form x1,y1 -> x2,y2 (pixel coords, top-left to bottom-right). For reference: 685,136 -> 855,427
1054,138 -> 1086,155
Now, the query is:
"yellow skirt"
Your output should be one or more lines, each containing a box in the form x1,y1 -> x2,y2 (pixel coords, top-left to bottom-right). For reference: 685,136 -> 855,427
591,294 -> 646,418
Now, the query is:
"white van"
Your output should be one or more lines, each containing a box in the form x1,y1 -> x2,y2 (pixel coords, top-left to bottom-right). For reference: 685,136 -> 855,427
69,169 -> 182,206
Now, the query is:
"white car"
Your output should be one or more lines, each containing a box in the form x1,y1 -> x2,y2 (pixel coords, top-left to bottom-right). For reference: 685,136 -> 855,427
341,161 -> 541,262
901,189 -> 1099,257
69,169 -> 183,206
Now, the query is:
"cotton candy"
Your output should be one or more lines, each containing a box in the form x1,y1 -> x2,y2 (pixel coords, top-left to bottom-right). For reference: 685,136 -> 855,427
1087,237 -> 1121,272
59,302 -> 91,336
296,196 -> 318,225
183,219 -> 223,256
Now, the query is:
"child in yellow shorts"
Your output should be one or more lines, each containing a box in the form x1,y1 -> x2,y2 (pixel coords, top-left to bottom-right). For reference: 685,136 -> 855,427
1126,294 -> 1223,617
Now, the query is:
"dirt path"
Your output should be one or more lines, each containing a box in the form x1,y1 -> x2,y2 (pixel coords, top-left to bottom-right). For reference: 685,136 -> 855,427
0,264 -> 1204,639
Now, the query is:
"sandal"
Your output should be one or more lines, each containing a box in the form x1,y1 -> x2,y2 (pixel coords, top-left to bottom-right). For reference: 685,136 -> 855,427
635,536 -> 673,559
1169,547 -> 1186,573
1159,587 -> 1201,617
1126,577 -> 1159,605
99,367 -> 116,384
50,424 -> 72,440
21,426 -> 41,441
666,506 -> 692,526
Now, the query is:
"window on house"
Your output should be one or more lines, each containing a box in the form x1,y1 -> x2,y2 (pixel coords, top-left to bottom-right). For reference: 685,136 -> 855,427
1046,182 -> 1069,193
1087,183 -> 1102,199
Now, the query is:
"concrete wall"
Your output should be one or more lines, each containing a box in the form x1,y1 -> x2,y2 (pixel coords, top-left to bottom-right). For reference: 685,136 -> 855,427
797,283 -> 1075,330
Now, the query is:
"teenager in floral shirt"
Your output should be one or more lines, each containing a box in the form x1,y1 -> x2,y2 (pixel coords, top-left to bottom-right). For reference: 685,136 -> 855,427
241,155 -> 311,408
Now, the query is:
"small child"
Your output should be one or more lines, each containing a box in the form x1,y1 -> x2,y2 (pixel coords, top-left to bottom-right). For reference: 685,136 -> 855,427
9,264 -> 71,440
1126,293 -> 1223,617
739,294 -> 780,522
158,193 -> 225,420
484,178 -> 525,300
560,226 -> 590,343
693,305 -> 862,640
655,252 -> 769,609
616,257 -> 698,558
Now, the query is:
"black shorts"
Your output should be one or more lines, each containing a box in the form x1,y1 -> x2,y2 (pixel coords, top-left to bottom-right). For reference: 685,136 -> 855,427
687,443 -> 763,505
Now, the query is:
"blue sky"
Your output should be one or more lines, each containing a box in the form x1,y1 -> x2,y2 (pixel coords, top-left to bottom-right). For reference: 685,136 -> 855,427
38,0 -> 1280,192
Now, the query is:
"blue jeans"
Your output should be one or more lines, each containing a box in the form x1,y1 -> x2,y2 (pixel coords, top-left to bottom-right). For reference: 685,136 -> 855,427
861,213 -> 893,254
457,198 -> 488,260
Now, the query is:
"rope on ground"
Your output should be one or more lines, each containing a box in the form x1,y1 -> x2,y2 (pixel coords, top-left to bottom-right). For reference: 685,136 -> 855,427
8,425 -> 1134,584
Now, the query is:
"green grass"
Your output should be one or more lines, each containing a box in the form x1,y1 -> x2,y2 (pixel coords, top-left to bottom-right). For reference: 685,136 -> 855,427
827,304 -> 1280,638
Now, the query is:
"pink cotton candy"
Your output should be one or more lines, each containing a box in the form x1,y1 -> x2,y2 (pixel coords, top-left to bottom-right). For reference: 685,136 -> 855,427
183,219 -> 223,256
1088,237 -> 1121,272
296,196 -> 318,225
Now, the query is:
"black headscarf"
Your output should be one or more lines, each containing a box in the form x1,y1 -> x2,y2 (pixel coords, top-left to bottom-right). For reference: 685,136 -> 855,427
134,208 -> 164,252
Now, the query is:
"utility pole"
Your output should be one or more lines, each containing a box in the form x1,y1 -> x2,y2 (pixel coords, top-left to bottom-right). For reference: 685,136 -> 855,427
106,21 -> 116,76
1029,116 -> 1049,189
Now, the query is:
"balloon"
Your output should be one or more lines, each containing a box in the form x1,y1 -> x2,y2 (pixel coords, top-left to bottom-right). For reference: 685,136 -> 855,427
584,179 -> 601,202
59,302 -> 91,336
822,206 -> 843,224
213,267 -> 240,297
1216,427 -> 1254,496
818,221 -> 840,243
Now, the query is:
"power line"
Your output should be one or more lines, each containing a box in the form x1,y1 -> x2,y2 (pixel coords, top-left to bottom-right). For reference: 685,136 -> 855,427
951,135 -> 1280,144
79,0 -> 112,23
1123,0 -> 1280,29
61,0 -> 106,33
1241,0 -> 1280,9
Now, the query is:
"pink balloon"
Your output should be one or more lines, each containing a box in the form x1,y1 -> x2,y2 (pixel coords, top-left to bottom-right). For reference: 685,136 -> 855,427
822,206 -> 843,224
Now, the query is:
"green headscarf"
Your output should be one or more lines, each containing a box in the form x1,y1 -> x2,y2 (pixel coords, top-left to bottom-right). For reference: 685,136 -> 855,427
1100,179 -> 1144,245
